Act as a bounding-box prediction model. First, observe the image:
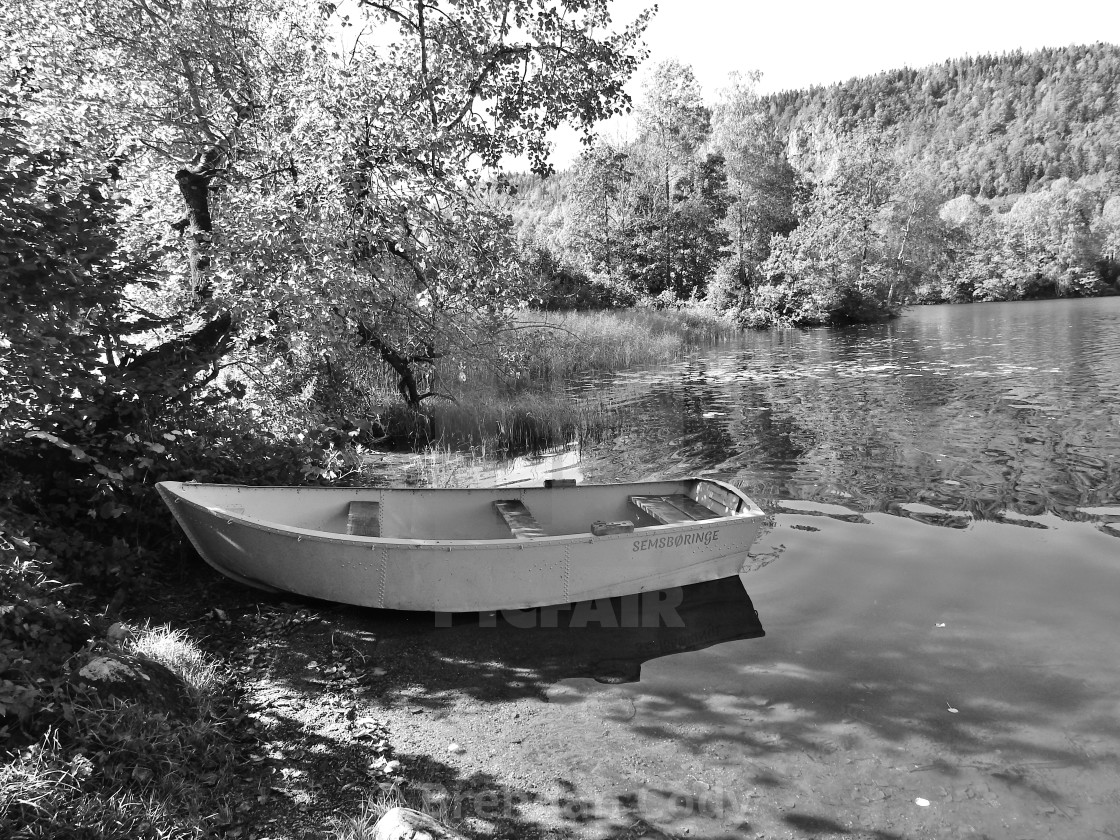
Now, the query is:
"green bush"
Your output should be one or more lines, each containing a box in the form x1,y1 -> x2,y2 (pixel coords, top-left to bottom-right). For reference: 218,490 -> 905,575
0,536 -> 92,742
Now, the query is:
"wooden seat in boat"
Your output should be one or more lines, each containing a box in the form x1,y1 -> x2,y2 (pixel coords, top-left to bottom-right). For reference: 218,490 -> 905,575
493,499 -> 549,539
629,494 -> 721,525
347,501 -> 380,536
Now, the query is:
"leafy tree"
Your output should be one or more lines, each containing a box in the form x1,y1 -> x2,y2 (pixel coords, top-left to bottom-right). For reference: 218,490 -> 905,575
1094,194 -> 1120,284
1006,178 -> 1105,297
947,176 -> 1112,301
757,130 -> 904,324
567,141 -> 633,282
670,150 -> 731,298
0,92 -> 204,591
878,167 -> 953,302
632,59 -> 712,297
3,0 -> 651,409
507,43 -> 1120,321
0,92 -> 157,440
709,71 -> 799,303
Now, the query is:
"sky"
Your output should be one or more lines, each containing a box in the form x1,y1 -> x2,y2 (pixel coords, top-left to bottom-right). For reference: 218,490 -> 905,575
547,0 -> 1120,164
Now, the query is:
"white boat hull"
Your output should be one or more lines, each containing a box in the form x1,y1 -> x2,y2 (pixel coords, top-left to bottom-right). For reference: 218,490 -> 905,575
156,479 -> 766,612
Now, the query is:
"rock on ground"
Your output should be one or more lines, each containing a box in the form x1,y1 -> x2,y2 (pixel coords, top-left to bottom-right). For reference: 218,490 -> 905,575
372,807 -> 468,840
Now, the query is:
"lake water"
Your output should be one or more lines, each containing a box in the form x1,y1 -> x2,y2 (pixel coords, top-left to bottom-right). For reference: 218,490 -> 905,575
388,298 -> 1120,839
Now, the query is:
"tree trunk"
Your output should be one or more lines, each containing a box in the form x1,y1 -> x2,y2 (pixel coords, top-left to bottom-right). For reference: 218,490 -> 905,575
665,166 -> 672,295
122,311 -> 236,381
604,198 -> 611,282
174,146 -> 222,299
97,310 -> 237,428
84,145 -> 239,430
355,319 -> 423,406
896,211 -> 915,263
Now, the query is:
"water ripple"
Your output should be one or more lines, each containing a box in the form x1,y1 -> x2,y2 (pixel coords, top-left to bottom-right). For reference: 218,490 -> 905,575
565,298 -> 1120,526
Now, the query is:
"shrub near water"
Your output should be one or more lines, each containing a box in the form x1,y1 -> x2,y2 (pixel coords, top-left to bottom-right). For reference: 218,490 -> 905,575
0,407 -> 357,836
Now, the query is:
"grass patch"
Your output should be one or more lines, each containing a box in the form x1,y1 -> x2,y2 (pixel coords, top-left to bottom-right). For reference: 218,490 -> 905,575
507,306 -> 737,382
511,311 -> 683,380
350,305 -> 735,401
1,730 -> 184,840
0,531 -> 258,840
1,660 -> 255,840
128,625 -> 222,704
2,689 -> 254,839
333,784 -> 407,840
379,389 -> 623,453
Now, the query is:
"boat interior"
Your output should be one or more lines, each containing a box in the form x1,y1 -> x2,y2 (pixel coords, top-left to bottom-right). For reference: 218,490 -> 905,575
188,478 -> 751,541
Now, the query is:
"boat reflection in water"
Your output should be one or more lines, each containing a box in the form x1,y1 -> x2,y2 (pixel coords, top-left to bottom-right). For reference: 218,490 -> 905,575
426,575 -> 764,684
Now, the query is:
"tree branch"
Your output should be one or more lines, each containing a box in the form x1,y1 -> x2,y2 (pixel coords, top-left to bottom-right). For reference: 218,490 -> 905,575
177,50 -> 221,144
352,316 -> 426,406
358,1 -> 421,34
444,44 -> 533,133
416,0 -> 439,133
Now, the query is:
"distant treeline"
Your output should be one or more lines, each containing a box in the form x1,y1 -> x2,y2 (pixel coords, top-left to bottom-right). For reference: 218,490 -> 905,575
767,43 -> 1120,197
508,43 -> 1120,326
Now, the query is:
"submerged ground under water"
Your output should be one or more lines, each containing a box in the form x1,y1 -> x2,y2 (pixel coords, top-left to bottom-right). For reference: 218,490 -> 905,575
376,298 -> 1120,839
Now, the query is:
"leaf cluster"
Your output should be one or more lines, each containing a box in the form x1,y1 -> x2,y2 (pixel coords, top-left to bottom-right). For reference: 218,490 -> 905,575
0,97 -> 141,436
0,540 -> 91,741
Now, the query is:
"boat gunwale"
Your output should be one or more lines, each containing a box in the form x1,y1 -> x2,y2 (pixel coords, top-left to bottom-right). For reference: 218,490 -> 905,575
156,478 -> 765,549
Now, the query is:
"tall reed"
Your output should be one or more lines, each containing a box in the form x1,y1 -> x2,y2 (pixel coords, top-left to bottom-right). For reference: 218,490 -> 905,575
507,306 -> 736,382
341,306 -> 737,456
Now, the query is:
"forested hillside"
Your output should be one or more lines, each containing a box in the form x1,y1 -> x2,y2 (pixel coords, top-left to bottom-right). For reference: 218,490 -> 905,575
512,43 -> 1120,325
767,43 -> 1120,197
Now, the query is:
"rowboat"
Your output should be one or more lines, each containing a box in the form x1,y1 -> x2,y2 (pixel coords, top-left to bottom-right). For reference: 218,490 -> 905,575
155,478 -> 766,612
